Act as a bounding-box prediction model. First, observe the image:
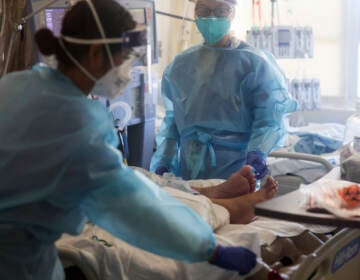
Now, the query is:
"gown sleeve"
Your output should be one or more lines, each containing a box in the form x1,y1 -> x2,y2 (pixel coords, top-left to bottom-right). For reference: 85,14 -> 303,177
79,120 -> 215,262
245,51 -> 298,156
150,66 -> 180,175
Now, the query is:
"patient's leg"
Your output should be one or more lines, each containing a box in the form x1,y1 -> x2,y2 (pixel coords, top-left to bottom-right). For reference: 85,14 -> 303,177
192,165 -> 257,199
210,176 -> 279,224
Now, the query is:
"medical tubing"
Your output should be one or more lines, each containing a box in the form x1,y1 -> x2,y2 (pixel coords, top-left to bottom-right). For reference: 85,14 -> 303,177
21,0 -> 57,24
3,31 -> 16,74
156,11 -> 194,23
109,101 -> 132,131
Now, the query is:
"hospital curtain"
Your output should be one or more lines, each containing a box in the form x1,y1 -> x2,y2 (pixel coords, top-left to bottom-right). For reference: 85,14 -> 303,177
0,0 -> 36,77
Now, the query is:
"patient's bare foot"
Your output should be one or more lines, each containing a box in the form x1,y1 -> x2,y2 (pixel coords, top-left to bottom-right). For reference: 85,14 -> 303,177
256,176 -> 279,201
211,176 -> 279,224
193,165 -> 257,199
226,165 -> 258,194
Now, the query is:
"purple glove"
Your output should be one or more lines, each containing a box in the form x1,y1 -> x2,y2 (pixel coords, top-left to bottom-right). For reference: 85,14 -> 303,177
155,166 -> 169,176
246,151 -> 269,180
209,245 -> 257,275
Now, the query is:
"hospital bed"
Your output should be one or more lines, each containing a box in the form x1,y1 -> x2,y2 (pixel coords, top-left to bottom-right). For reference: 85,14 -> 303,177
56,167 -> 360,280
267,109 -> 355,196
255,167 -> 360,279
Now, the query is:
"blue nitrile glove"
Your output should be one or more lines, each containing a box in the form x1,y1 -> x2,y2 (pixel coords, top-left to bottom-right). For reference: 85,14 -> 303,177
209,245 -> 257,275
155,166 -> 170,176
246,151 -> 269,180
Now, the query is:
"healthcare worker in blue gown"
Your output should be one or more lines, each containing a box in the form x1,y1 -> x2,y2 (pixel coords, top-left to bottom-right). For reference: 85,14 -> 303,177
150,0 -> 298,180
0,0 -> 259,279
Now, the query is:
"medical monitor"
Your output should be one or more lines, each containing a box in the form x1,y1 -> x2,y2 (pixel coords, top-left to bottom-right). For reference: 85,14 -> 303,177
117,0 -> 158,64
43,7 -> 66,36
278,29 -> 291,46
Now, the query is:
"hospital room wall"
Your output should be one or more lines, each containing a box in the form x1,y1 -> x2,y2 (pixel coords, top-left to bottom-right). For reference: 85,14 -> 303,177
153,0 -> 359,112
231,0 -> 354,109
153,0 -> 195,108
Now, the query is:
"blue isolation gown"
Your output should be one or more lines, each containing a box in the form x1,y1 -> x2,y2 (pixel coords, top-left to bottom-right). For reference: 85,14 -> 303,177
0,64 -> 215,279
150,42 -> 298,179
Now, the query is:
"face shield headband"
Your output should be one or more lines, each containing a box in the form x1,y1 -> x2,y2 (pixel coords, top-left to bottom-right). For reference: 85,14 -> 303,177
58,0 -> 147,84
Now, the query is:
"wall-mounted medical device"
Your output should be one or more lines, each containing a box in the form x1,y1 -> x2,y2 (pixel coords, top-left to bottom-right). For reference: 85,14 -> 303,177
30,0 -> 158,169
109,0 -> 158,169
289,78 -> 321,111
119,0 -> 158,64
247,25 -> 314,59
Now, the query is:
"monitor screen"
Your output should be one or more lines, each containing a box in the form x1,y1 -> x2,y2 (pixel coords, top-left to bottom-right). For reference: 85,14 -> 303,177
44,8 -> 66,36
128,5 -> 158,64
278,29 -> 291,46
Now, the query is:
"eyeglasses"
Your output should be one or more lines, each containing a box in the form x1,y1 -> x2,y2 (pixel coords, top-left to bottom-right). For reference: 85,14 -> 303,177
195,5 -> 233,17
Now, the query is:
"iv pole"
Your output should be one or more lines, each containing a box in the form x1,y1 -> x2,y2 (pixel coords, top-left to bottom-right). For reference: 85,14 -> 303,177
270,0 -> 276,27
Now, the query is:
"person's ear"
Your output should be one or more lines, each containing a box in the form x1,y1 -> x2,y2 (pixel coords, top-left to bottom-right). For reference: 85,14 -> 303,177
86,44 -> 107,78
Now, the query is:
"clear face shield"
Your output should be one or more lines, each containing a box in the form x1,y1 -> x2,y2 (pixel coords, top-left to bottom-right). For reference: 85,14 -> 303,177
59,0 -> 148,100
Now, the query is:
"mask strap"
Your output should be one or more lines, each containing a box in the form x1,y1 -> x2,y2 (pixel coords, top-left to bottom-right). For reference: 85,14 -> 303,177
85,0 -> 115,68
59,37 -> 97,83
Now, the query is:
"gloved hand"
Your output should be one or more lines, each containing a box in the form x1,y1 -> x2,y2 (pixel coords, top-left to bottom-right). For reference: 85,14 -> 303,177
246,151 -> 269,180
209,245 -> 257,275
155,166 -> 170,176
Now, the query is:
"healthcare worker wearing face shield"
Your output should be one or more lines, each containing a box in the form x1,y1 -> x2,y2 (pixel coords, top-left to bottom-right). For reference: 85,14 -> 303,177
0,0 -> 259,279
151,0 -> 298,181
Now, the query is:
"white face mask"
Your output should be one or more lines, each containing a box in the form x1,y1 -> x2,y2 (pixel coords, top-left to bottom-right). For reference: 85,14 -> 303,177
58,0 -> 147,100
90,54 -> 135,100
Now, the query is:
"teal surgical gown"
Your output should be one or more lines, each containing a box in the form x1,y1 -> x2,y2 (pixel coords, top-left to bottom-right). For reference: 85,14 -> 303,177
150,42 -> 298,179
0,64 -> 215,279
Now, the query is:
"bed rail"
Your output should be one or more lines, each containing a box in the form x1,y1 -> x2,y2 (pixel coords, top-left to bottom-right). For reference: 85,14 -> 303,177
269,151 -> 334,172
268,151 -> 334,195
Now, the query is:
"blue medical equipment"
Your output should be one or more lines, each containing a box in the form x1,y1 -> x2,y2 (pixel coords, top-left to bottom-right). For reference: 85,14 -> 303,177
31,0 -> 159,169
